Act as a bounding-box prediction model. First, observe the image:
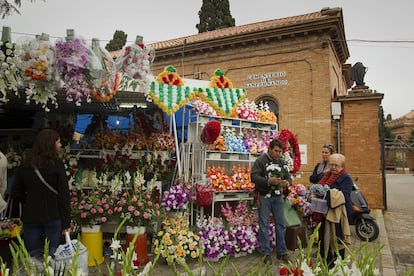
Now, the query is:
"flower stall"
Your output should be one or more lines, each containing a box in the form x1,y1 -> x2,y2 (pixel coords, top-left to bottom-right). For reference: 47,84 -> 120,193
0,25 -> 308,269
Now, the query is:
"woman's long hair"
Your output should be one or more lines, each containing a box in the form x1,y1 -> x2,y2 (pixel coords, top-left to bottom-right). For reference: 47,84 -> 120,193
24,129 -> 60,168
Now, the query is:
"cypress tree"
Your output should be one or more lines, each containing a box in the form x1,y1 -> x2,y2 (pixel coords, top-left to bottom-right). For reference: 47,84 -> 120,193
196,0 -> 235,33
105,30 -> 128,52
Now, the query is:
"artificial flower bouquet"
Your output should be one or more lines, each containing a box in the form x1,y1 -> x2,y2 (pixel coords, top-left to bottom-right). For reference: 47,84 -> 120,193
154,222 -> 201,265
220,202 -> 258,255
0,39 -> 21,103
207,165 -> 233,191
191,96 -> 217,116
0,218 -> 22,240
230,165 -> 254,190
17,34 -> 59,111
285,183 -> 309,213
212,135 -> 227,151
256,101 -> 277,124
161,179 -> 192,212
222,127 -> 245,153
197,217 -> 235,260
55,36 -> 92,106
235,98 -> 259,121
116,41 -> 155,94
265,162 -> 290,196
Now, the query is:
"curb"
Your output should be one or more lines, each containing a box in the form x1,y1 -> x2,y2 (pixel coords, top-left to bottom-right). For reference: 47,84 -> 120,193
374,209 -> 397,275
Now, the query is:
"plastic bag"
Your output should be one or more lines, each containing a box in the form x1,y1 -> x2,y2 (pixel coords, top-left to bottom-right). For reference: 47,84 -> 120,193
283,198 -> 301,227
54,232 -> 88,275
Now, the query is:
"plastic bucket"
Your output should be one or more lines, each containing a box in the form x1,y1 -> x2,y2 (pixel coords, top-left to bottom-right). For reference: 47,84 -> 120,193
81,225 -> 104,266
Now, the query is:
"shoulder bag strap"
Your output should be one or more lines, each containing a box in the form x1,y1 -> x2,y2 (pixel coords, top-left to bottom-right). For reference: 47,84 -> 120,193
34,168 -> 58,195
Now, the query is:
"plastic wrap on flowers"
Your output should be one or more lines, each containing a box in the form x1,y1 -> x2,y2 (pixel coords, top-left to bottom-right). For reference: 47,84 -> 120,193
55,35 -> 92,106
89,39 -> 120,103
116,42 -> 155,94
17,34 -> 59,111
0,30 -> 21,103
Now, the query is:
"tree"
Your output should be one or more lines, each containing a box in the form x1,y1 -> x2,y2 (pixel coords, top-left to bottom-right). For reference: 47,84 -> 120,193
196,0 -> 235,33
105,30 -> 127,52
1,0 -> 36,19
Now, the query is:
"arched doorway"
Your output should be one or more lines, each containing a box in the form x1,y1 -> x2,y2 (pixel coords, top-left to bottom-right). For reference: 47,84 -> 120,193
255,95 -> 279,124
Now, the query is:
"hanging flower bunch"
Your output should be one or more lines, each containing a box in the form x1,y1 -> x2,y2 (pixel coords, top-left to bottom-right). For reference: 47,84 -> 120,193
236,98 -> 258,121
89,40 -> 120,103
17,34 -> 59,111
256,101 -> 277,124
113,183 -> 161,227
70,187 -> 115,226
222,126 -> 245,153
116,42 -> 155,95
191,96 -> 217,116
55,37 -> 92,106
0,40 -> 21,103
161,180 -> 192,212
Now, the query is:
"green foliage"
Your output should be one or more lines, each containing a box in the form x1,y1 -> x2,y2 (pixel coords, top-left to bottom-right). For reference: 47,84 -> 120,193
196,0 -> 235,33
408,129 -> 414,146
383,125 -> 395,141
0,0 -> 36,19
1,222 -> 383,275
105,30 -> 128,52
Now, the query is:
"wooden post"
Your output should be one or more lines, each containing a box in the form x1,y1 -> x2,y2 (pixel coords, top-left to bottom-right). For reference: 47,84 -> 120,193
1,26 -> 11,43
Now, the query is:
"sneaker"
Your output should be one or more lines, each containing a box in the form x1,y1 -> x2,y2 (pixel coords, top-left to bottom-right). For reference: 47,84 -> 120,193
263,255 -> 272,265
277,254 -> 290,263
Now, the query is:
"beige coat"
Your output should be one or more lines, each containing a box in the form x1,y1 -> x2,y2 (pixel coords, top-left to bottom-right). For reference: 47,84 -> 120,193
324,188 -> 351,253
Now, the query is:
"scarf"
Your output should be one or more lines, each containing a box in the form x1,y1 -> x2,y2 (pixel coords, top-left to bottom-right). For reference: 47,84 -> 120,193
319,169 -> 345,186
316,161 -> 328,175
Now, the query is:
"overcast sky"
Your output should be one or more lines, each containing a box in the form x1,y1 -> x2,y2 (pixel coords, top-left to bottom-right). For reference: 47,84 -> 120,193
2,0 -> 413,119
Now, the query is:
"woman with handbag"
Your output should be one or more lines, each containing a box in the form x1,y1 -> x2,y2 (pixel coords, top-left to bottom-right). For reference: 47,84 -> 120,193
317,153 -> 353,268
12,129 -> 71,256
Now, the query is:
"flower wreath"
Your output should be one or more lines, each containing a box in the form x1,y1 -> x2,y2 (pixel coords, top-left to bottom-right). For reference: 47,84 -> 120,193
277,129 -> 301,173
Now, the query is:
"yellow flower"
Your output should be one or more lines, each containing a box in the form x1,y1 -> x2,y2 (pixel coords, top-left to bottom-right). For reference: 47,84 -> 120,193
190,251 -> 198,258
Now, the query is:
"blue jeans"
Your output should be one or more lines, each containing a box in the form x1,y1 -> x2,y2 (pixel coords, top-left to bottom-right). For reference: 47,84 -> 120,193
23,219 -> 62,256
258,194 -> 287,257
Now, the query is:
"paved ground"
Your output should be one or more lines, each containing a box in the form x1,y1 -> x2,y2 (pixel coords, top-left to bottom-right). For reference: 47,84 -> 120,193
90,174 -> 413,275
383,174 -> 414,276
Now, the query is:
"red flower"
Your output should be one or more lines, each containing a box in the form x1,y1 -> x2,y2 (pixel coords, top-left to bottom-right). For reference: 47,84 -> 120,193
279,267 -> 289,275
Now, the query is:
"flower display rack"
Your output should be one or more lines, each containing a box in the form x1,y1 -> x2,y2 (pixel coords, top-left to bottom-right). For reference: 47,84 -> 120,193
186,113 -> 278,222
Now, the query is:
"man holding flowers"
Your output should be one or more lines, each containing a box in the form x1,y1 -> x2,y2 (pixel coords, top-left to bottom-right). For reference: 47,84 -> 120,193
251,139 -> 291,264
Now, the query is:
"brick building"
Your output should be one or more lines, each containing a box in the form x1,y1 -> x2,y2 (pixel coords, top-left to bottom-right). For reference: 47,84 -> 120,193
149,7 -> 385,208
